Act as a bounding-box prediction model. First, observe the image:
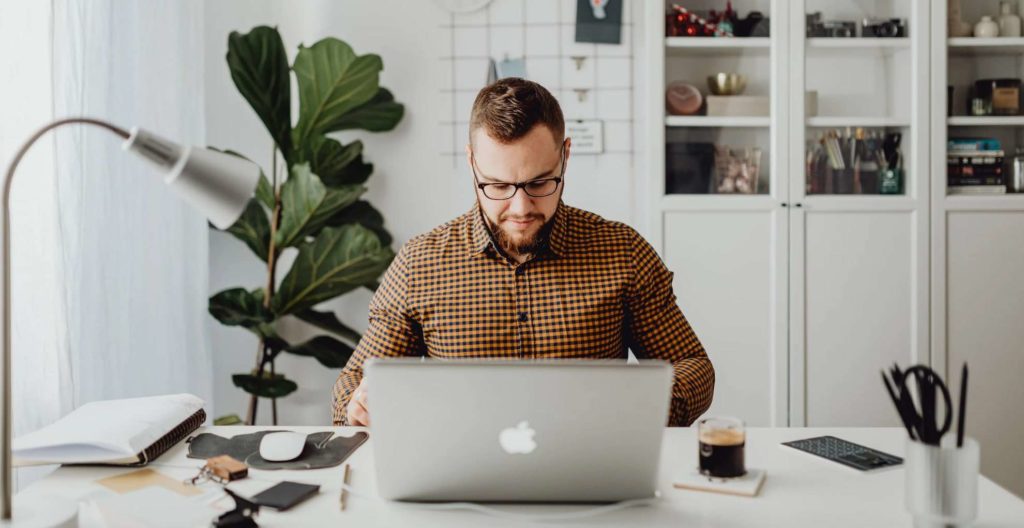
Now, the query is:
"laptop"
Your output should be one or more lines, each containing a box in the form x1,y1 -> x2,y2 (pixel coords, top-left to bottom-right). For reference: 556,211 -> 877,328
365,358 -> 673,503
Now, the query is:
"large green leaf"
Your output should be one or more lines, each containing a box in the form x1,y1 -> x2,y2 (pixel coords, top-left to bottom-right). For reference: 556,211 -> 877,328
292,38 -> 382,145
325,153 -> 373,187
256,173 -> 276,210
326,200 -> 393,246
275,163 -> 366,248
227,26 -> 293,161
281,335 -> 355,368
225,199 -> 271,260
273,224 -> 395,315
295,309 -> 363,344
331,88 -> 404,132
296,135 -> 369,186
209,288 -> 272,328
232,373 -> 297,398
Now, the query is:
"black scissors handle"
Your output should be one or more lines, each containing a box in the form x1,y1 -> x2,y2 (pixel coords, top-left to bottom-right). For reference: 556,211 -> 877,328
900,366 -> 953,445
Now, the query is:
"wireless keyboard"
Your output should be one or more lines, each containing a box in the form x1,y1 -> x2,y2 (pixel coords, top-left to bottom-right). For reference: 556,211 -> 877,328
782,436 -> 903,471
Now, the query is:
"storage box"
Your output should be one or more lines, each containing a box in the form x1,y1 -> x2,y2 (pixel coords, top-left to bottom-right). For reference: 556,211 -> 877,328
704,92 -> 817,117
706,95 -> 769,117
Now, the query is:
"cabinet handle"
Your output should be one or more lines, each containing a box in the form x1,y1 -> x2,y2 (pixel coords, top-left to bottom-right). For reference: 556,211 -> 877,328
781,202 -> 788,208
794,203 -> 803,208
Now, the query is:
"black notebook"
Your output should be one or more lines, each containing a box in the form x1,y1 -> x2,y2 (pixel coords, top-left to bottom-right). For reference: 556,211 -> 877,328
13,394 -> 206,466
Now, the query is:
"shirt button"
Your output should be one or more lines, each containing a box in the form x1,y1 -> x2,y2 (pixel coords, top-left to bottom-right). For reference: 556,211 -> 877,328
518,312 -> 528,322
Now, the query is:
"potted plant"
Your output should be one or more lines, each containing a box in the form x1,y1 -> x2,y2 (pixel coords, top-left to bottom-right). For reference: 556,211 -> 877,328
208,26 -> 404,425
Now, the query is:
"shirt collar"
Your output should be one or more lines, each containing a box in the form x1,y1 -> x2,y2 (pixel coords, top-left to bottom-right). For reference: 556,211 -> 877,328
468,201 -> 570,259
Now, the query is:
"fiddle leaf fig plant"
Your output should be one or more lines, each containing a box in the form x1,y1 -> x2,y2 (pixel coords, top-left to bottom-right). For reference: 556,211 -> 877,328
209,26 -> 403,425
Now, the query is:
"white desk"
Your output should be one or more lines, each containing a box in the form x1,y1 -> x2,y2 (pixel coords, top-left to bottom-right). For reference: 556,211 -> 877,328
19,426 -> 1024,527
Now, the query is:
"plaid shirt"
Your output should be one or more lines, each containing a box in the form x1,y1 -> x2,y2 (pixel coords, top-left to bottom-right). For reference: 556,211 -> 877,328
332,203 -> 714,426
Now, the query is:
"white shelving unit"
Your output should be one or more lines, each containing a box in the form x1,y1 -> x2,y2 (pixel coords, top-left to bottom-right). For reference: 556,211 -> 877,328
648,0 -> 787,431
646,0 -> 927,430
930,0 -> 1024,499
644,0 -> 1024,498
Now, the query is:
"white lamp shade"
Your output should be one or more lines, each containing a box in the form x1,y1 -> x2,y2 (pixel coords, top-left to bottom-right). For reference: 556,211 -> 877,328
123,127 -> 259,229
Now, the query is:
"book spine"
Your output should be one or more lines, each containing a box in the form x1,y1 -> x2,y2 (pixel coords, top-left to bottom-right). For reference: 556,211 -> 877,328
949,186 -> 1008,194
133,408 -> 207,466
949,178 -> 1005,186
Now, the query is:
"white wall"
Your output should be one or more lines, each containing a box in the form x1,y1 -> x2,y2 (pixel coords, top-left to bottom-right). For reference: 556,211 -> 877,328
204,0 -> 646,424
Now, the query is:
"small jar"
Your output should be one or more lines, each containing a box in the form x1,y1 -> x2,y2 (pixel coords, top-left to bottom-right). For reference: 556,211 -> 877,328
971,97 -> 992,116
975,15 -> 1000,37
976,78 -> 1021,115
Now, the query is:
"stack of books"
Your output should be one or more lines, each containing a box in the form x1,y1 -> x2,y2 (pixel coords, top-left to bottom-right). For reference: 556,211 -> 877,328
948,138 -> 1006,195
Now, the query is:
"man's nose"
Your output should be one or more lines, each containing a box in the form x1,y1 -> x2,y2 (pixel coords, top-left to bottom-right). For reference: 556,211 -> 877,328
508,187 -> 535,216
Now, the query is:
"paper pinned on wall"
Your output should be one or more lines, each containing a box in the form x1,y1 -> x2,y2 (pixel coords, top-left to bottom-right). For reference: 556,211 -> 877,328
576,0 -> 622,44
567,120 -> 604,155
488,57 -> 528,84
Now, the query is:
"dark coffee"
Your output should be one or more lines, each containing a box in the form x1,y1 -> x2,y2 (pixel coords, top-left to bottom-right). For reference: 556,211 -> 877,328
699,428 -> 746,478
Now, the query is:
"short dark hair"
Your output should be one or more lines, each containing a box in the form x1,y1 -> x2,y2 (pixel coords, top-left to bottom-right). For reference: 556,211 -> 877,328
469,78 -> 564,146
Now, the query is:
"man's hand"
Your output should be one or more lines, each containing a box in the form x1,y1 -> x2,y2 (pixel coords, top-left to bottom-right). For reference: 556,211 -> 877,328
347,378 -> 370,426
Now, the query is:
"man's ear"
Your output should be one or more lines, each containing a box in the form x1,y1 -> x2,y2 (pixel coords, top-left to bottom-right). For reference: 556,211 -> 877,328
563,138 -> 572,173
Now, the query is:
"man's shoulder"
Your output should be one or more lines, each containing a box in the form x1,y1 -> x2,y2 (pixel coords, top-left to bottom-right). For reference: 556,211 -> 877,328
562,204 -> 644,247
396,210 -> 476,264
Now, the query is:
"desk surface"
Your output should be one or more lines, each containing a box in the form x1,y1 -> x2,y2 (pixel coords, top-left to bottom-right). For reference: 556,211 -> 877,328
19,426 -> 1024,527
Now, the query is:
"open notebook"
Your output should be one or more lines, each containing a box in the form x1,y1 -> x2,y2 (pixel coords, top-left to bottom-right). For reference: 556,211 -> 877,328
13,393 -> 206,466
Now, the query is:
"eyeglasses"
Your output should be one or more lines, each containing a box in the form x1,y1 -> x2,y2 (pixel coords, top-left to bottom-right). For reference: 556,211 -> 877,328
472,140 -> 567,201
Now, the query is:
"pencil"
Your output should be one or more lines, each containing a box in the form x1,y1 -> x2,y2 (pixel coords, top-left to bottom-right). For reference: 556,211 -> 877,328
957,363 -> 968,448
340,463 -> 351,511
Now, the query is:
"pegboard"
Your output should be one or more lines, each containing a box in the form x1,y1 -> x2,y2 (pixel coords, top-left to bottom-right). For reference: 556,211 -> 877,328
438,0 -> 636,167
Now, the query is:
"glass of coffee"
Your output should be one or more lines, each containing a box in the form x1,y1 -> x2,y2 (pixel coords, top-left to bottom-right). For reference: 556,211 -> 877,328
698,416 -> 746,478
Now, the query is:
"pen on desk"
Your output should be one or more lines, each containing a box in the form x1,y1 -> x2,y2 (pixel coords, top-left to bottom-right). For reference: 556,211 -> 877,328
340,463 -> 351,511
957,363 -> 968,448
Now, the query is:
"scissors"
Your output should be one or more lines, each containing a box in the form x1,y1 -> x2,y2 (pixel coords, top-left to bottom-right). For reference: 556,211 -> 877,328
896,365 -> 953,446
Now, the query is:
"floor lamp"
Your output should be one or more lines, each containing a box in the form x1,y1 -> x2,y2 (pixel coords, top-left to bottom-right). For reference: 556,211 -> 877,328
2,117 -> 259,524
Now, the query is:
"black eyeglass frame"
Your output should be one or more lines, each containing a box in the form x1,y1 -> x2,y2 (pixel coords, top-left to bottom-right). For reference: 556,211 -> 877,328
471,139 -> 568,200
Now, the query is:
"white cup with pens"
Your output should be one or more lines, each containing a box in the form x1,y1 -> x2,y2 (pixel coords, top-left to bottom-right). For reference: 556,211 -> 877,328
882,363 -> 976,528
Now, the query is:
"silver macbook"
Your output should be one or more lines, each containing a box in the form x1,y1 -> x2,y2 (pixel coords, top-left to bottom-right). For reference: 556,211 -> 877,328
365,359 -> 673,503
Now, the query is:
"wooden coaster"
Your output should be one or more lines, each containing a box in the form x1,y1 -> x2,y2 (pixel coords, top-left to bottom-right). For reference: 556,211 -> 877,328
673,468 -> 766,497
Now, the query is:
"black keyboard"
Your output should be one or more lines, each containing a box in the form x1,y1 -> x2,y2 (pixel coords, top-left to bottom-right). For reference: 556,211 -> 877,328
782,436 -> 903,471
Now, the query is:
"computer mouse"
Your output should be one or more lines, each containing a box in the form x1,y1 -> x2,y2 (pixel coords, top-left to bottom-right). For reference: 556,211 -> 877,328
259,431 -> 307,462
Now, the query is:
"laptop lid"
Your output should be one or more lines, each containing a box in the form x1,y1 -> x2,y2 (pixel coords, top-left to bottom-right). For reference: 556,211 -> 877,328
366,359 -> 673,503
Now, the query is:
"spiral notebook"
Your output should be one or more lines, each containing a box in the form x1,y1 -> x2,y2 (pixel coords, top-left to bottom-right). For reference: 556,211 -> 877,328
13,393 -> 206,466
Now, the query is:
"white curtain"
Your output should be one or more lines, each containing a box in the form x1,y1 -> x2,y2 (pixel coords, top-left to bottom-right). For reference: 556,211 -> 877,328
2,0 -> 212,486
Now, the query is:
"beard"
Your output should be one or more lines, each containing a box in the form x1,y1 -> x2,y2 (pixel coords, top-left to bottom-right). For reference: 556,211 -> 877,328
479,206 -> 555,258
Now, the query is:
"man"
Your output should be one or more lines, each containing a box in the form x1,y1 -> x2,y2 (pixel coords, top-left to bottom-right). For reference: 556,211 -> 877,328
332,78 -> 713,427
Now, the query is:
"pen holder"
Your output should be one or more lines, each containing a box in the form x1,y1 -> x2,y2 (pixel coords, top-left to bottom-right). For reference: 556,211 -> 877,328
905,437 -> 979,528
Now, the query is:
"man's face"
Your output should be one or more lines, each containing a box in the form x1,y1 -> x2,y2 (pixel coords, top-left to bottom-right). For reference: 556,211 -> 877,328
467,125 -> 570,257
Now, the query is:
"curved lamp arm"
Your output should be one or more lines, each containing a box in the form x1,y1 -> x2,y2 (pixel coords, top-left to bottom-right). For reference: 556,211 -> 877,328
1,117 -> 258,519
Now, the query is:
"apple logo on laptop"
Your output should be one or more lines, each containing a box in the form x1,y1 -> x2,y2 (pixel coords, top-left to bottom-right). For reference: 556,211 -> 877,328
499,421 -> 537,454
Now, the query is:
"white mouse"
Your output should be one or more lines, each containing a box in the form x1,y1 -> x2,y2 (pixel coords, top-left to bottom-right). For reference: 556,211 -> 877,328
259,431 -> 307,462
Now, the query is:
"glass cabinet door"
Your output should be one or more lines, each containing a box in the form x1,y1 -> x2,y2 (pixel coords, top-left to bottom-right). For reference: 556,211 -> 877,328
802,0 -> 912,196
946,1 -> 1024,196
663,0 -> 774,195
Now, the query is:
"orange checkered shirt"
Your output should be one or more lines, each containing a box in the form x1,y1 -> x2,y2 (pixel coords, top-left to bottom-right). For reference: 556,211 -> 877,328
331,202 -> 714,426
